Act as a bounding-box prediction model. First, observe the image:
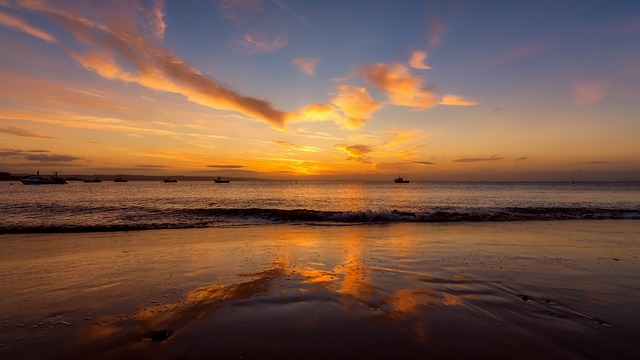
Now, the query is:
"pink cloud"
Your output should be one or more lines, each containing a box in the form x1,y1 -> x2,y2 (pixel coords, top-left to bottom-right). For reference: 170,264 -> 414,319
292,57 -> 320,75
0,11 -> 58,43
573,81 -> 608,106
495,42 -> 546,63
425,17 -> 446,47
409,50 -> 432,70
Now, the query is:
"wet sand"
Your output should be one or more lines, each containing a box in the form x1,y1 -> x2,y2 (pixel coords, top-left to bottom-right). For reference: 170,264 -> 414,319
1,220 -> 639,359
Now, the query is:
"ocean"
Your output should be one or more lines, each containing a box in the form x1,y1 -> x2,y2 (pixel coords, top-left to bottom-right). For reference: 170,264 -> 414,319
2,180 -> 639,233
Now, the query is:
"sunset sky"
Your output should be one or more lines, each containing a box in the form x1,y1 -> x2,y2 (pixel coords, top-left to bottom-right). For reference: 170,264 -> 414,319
1,0 -> 639,180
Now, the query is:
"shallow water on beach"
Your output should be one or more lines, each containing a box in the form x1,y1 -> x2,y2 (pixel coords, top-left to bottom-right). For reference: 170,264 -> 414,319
1,221 -> 639,359
1,181 -> 639,232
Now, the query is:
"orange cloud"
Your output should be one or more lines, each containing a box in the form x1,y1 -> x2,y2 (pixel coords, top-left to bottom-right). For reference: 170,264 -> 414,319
0,11 -> 58,43
294,104 -> 339,122
292,57 -> 320,75
439,94 -> 478,106
10,1 -> 291,129
330,85 -> 382,129
273,140 -> 322,152
409,50 -> 432,70
335,144 -> 373,163
573,81 -> 608,106
359,63 -> 438,108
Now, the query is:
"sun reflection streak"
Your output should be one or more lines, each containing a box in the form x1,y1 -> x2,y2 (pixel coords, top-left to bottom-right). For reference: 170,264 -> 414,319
73,225 -> 480,352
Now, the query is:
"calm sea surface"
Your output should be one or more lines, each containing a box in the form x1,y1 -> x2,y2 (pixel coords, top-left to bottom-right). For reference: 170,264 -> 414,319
1,181 -> 639,233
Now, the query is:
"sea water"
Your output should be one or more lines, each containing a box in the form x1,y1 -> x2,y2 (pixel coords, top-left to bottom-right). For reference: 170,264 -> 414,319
1,181 -> 639,232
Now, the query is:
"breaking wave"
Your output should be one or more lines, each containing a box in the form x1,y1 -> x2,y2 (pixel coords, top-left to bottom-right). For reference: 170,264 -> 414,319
2,207 -> 639,234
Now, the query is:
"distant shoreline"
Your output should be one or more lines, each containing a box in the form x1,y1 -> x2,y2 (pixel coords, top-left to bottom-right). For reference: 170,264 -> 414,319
0,172 -> 263,182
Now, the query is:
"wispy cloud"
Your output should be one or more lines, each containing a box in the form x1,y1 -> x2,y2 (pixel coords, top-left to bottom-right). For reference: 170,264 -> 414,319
335,144 -> 373,163
5,1 -> 291,129
359,63 -> 438,108
409,50 -> 432,70
207,164 -> 245,169
415,161 -> 435,166
273,140 -> 322,152
573,81 -> 608,106
0,11 -> 58,43
514,156 -> 528,162
234,32 -> 287,53
292,57 -> 320,75
217,0 -> 265,23
425,17 -> 446,47
136,164 -> 167,168
0,126 -> 55,139
2,149 -> 82,162
452,156 -> 505,163
577,161 -> 622,165
439,94 -> 478,106
496,42 -> 546,63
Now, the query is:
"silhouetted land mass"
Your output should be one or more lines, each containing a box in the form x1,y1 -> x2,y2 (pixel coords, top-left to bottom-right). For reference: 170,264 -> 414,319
0,172 -> 266,182
0,172 -> 20,181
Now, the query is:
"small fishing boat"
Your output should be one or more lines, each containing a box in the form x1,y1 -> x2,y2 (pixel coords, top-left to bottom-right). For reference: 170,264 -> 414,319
394,177 -> 410,183
83,177 -> 102,183
114,177 -> 128,182
20,171 -> 67,185
163,177 -> 177,183
214,176 -> 230,183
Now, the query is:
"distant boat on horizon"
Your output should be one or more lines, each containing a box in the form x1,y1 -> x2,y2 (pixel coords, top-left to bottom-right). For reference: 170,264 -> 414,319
163,177 -> 177,183
394,177 -> 410,183
83,177 -> 102,183
214,176 -> 230,183
20,171 -> 67,185
114,177 -> 128,182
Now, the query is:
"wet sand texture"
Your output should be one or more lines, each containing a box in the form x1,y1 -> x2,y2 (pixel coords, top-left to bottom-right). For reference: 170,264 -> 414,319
1,220 -> 639,359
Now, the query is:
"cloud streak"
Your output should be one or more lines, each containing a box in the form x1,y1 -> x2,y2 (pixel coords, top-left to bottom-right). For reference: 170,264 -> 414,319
4,1 -> 291,129
439,94 -> 478,106
0,11 -> 58,43
0,149 -> 80,162
292,57 -> 320,75
273,140 -> 322,152
207,164 -> 245,169
335,144 -> 373,163
452,156 -> 505,163
0,126 -> 55,139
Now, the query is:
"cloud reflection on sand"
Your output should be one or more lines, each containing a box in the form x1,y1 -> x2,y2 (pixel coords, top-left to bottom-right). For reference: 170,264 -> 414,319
76,241 -> 449,356
4,222 -> 638,359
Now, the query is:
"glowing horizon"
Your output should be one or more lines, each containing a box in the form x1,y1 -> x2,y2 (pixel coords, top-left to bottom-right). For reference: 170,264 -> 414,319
1,0 -> 639,181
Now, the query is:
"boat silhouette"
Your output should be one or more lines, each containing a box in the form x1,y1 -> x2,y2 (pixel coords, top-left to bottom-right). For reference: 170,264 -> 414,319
20,171 -> 67,185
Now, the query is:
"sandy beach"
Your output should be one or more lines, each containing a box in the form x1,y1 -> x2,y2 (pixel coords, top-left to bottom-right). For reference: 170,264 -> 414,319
1,220 -> 639,359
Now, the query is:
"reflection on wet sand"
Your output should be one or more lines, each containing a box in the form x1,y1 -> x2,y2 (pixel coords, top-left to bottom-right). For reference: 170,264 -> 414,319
2,222 -> 639,359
